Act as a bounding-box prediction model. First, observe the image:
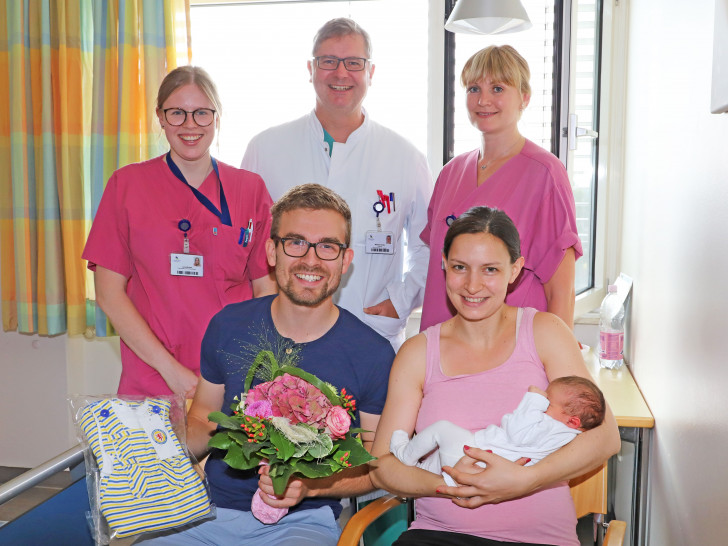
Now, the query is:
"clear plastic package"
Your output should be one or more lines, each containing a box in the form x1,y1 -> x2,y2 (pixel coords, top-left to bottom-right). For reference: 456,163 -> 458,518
69,394 -> 214,544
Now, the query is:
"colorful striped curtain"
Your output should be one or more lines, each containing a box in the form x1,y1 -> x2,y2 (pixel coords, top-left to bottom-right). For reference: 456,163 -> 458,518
0,0 -> 191,336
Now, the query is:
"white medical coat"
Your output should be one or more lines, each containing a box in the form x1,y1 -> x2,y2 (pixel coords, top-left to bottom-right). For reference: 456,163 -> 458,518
242,110 -> 433,349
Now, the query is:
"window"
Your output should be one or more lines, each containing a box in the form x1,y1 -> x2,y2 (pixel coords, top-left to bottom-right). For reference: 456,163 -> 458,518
446,0 -> 603,297
561,0 -> 603,298
190,0 -> 429,166
450,0 -> 556,157
190,0 -> 613,315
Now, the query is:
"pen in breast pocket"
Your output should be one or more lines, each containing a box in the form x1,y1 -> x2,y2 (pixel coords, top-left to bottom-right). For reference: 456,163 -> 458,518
390,192 -> 395,212
244,219 -> 253,246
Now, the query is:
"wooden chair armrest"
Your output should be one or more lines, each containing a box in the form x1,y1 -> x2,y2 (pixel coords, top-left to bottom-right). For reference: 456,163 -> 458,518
569,463 -> 607,519
337,495 -> 405,546
604,519 -> 627,546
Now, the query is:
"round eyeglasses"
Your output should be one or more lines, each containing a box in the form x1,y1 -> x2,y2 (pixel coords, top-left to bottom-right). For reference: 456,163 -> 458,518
163,108 -> 216,127
313,56 -> 369,72
274,237 -> 348,261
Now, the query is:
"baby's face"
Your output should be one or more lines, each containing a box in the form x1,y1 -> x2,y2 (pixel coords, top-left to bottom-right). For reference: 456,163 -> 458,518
544,385 -> 573,426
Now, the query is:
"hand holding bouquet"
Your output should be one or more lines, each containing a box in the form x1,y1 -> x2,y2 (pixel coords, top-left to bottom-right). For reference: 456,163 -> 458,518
207,350 -> 375,523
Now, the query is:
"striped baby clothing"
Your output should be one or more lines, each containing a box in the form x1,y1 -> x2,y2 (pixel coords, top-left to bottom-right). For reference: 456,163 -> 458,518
78,398 -> 211,538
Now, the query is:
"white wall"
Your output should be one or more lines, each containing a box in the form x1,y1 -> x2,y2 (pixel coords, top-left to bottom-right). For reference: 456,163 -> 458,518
621,0 -> 728,543
0,329 -> 121,467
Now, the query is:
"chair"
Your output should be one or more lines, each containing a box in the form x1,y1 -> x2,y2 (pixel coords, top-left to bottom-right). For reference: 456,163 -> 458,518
338,463 -> 627,546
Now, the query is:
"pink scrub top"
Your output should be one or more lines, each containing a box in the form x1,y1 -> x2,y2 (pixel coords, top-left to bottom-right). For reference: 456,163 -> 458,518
420,140 -> 582,331
83,155 -> 273,396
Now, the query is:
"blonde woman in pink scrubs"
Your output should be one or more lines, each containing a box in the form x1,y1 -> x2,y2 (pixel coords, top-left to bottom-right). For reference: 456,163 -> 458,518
420,46 -> 581,332
83,67 -> 276,398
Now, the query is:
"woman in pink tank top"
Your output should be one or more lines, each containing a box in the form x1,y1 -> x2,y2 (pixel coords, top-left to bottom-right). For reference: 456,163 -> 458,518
370,207 -> 620,546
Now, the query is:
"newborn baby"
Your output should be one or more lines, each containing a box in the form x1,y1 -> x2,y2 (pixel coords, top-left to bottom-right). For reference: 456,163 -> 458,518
390,376 -> 605,486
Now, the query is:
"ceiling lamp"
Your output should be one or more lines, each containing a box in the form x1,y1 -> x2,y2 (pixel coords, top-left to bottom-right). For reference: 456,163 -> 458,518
445,0 -> 533,35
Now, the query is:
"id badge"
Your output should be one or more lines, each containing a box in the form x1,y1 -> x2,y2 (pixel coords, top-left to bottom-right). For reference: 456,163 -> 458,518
171,253 -> 204,277
365,231 -> 395,255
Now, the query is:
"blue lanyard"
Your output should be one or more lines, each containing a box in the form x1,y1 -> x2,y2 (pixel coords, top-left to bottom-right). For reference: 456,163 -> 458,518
165,153 -> 232,227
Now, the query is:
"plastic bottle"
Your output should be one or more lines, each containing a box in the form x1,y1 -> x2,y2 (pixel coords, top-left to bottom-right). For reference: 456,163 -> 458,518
598,284 -> 625,369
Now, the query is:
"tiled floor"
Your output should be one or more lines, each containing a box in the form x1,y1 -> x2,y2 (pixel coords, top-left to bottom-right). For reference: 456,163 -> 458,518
0,466 -> 75,527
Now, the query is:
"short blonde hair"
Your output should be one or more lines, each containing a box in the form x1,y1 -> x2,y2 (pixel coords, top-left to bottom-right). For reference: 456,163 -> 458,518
460,45 -> 531,97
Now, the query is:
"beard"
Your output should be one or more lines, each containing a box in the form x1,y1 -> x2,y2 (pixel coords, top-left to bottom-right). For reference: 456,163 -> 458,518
277,264 -> 341,308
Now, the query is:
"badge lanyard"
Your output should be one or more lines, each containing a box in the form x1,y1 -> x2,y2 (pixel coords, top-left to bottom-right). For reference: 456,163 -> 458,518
367,193 -> 395,255
165,152 -> 231,227
372,201 -> 385,231
178,219 -> 191,253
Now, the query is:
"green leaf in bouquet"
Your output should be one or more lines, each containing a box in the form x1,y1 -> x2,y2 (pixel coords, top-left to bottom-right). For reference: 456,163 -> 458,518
334,436 -> 376,467
269,464 -> 297,497
207,411 -> 243,430
327,457 -> 345,472
228,430 -> 249,446
208,431 -> 234,450
244,349 -> 279,392
297,452 -> 316,462
294,459 -> 336,479
259,446 -> 280,461
222,443 -> 259,471
347,428 -> 371,436
306,434 -> 334,458
269,427 -> 296,461
240,437 -> 268,459
292,442 -> 310,458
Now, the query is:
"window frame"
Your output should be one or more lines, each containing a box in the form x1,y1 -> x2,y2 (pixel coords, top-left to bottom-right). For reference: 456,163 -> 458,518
573,0 -> 627,317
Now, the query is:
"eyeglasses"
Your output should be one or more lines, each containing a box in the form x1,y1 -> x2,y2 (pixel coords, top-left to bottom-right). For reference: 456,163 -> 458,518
274,237 -> 348,261
313,56 -> 369,72
163,108 -> 216,127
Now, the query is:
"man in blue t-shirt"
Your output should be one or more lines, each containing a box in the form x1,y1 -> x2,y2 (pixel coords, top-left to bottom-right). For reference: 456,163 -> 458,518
137,184 -> 395,546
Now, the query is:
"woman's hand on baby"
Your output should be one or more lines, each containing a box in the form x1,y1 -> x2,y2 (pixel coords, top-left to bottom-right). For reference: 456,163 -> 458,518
438,447 -> 535,508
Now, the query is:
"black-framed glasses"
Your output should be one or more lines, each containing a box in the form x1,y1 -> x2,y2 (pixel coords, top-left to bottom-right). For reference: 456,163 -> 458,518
274,237 -> 348,261
163,108 -> 216,127
313,56 -> 369,72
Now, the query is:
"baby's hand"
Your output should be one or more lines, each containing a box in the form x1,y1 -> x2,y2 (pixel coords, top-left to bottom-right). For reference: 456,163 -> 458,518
441,454 -> 485,487
453,454 -> 486,475
528,385 -> 548,397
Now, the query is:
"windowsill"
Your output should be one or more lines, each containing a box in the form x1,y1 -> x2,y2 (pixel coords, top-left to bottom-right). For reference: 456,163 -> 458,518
575,309 -> 600,326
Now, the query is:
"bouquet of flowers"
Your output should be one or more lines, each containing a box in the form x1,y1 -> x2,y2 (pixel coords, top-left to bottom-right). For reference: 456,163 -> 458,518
207,349 -> 375,523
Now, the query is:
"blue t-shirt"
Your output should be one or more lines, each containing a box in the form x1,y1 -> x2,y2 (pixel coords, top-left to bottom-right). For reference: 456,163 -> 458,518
201,295 -> 394,518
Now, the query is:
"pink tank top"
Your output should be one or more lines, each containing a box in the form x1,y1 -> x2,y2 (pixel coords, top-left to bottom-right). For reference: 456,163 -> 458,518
410,308 -> 579,546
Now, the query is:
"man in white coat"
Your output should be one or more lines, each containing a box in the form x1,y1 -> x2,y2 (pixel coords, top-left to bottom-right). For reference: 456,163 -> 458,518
242,18 -> 432,350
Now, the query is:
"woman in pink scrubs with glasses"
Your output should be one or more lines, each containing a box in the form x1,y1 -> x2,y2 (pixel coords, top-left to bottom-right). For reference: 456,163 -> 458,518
420,46 -> 581,332
83,66 -> 276,398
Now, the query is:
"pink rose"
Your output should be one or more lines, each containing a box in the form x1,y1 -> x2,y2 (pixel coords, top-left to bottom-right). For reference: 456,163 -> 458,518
325,405 -> 351,439
266,373 -> 332,427
245,400 -> 273,418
